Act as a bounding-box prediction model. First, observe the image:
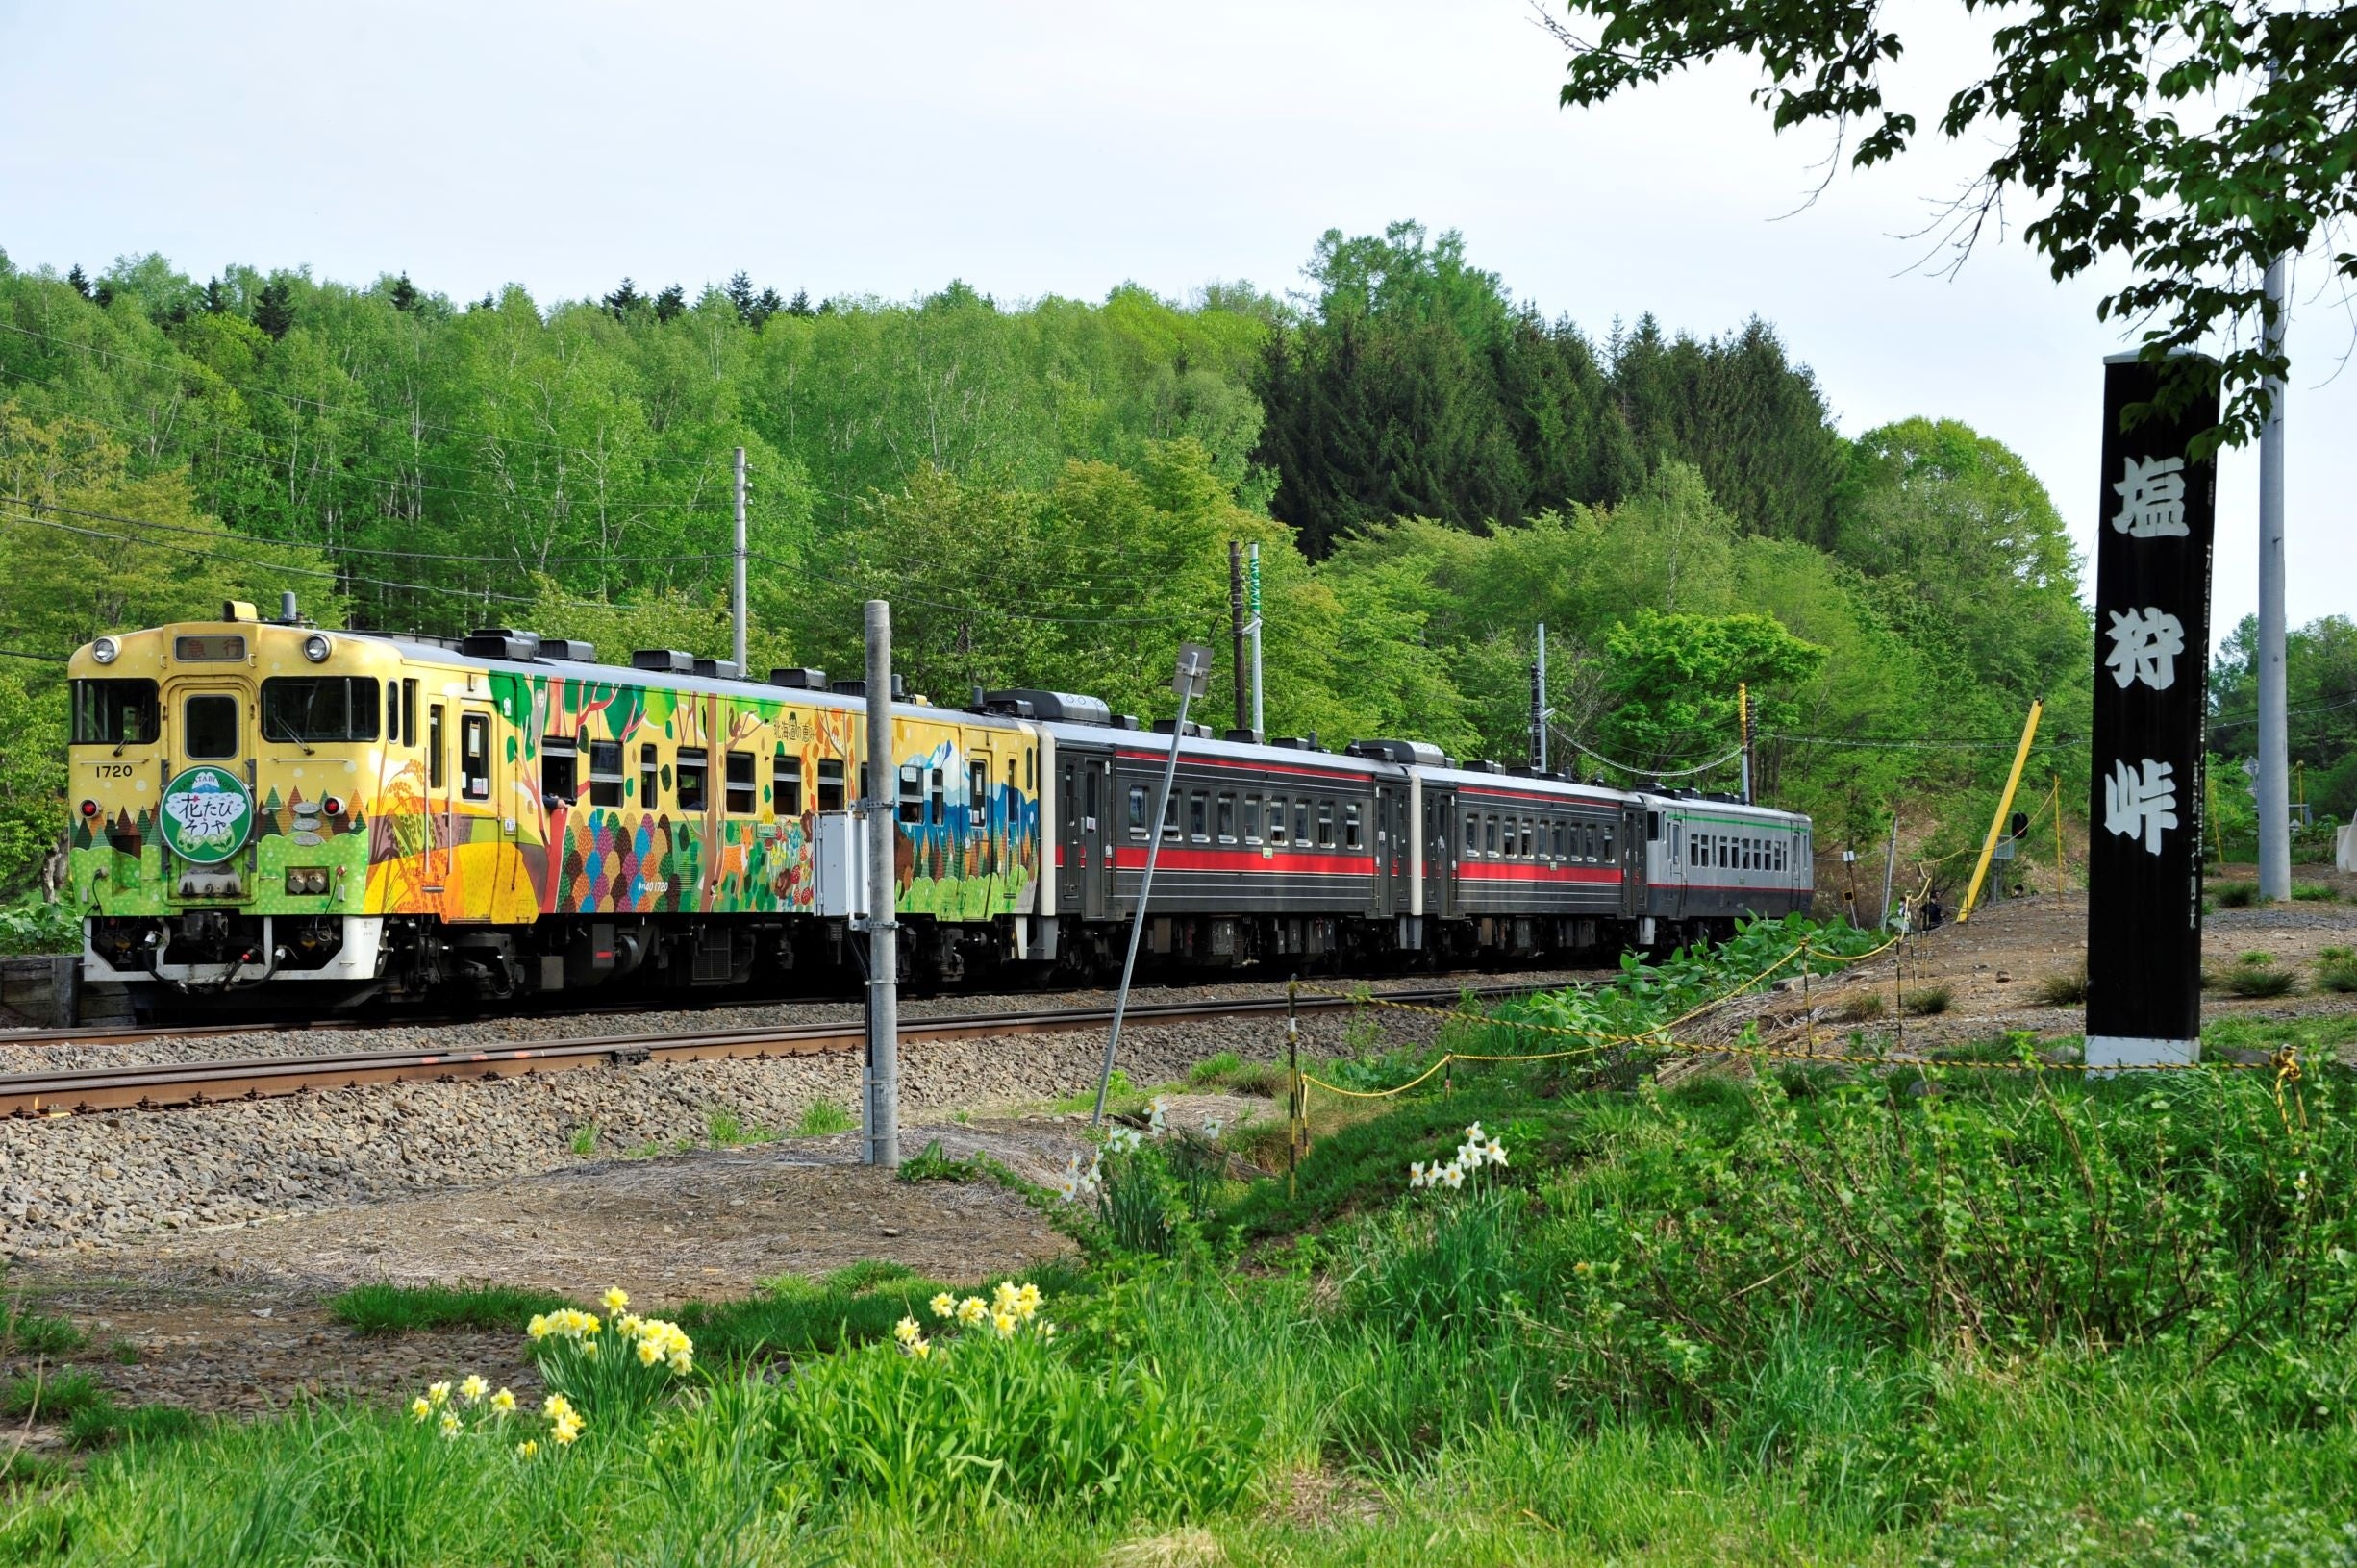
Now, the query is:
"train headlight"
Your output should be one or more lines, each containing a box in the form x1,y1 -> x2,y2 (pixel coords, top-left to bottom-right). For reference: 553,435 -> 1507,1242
302,633 -> 333,663
286,867 -> 332,895
90,637 -> 118,665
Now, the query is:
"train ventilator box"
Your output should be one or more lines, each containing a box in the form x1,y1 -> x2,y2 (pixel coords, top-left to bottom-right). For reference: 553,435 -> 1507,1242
814,812 -> 871,921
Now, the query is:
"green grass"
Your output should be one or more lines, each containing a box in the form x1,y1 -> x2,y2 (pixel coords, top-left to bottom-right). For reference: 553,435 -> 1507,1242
1186,1050 -> 1242,1086
1052,1069 -> 1141,1115
2215,879 -> 2261,907
675,1259 -> 1093,1366
327,1282 -> 583,1335
1830,991 -> 1885,1022
794,1100 -> 855,1136
2219,958 -> 2299,998
2293,882 -> 2341,902
0,1369 -> 106,1421
567,1122 -> 599,1157
705,1108 -> 777,1147
1902,983 -> 1952,1016
2,1307 -> 88,1357
2032,964 -> 2089,1006
64,1398 -> 200,1450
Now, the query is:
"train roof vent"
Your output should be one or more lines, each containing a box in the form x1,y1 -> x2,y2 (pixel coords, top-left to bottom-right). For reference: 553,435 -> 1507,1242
538,638 -> 595,663
767,667 -> 827,689
1225,728 -> 1266,745
1151,718 -> 1216,739
984,689 -> 1111,725
1460,759 -> 1505,774
693,657 -> 741,680
829,676 -> 910,701
461,628 -> 543,661
632,648 -> 696,674
1347,738 -> 1448,767
1268,734 -> 1326,753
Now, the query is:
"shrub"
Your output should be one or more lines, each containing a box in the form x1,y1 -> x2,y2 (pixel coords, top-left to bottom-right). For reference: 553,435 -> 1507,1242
2215,881 -> 2260,908
2319,953 -> 2357,994
0,897 -> 79,957
2291,882 -> 2339,902
1,1307 -> 86,1356
0,1368 -> 105,1420
1902,985 -> 1952,1017
1831,992 -> 1886,1023
2032,966 -> 2089,1006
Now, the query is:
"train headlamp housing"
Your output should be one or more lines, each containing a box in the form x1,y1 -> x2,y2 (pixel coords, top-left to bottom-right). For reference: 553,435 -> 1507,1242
90,636 -> 119,665
302,633 -> 334,663
286,867 -> 332,895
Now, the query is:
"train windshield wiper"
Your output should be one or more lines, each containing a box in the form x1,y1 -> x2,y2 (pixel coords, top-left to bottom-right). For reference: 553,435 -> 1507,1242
267,709 -> 314,757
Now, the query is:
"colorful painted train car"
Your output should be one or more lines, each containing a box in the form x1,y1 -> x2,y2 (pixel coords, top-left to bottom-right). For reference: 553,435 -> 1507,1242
64,604 -> 1814,1012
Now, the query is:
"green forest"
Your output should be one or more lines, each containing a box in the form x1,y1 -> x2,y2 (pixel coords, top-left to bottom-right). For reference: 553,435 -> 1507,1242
0,220 -> 2333,896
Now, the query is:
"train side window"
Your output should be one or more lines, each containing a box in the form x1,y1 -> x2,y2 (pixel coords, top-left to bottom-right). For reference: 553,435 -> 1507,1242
775,754 -> 803,815
1216,794 -> 1236,842
1189,791 -> 1209,842
1026,751 -> 1035,793
1127,785 -> 1149,836
429,706 -> 446,789
1295,799 -> 1311,844
641,744 -> 661,807
818,759 -> 845,812
932,767 -> 947,826
590,741 -> 625,807
1268,797 -> 1288,845
541,738 -> 577,806
1552,822 -> 1567,859
1006,758 -> 1018,804
402,680 -> 417,751
970,760 -> 990,827
1162,790 -> 1180,839
1668,822 -> 1680,862
1241,794 -> 1262,844
677,748 -> 709,812
1464,814 -> 1477,856
1775,842 -> 1786,872
1343,802 -> 1363,850
898,764 -> 923,824
725,751 -> 757,815
1585,823 -> 1599,861
386,681 -> 400,743
460,714 -> 489,800
1482,815 -> 1496,856
1602,824 -> 1615,859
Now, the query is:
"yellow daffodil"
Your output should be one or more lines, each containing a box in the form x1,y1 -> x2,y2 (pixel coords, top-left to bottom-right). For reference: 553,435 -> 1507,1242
583,1341 -> 599,1360
527,1314 -> 550,1341
668,1349 -> 692,1375
603,1286 -> 630,1313
438,1411 -> 462,1439
427,1381 -> 452,1408
516,1439 -> 539,1458
893,1316 -> 923,1346
911,1338 -> 932,1359
637,1338 -> 663,1366
552,1411 -> 585,1446
409,1396 -> 432,1422
543,1393 -> 574,1421
489,1387 -> 516,1414
991,1310 -> 1017,1339
459,1374 -> 489,1405
929,1292 -> 957,1320
957,1297 -> 988,1326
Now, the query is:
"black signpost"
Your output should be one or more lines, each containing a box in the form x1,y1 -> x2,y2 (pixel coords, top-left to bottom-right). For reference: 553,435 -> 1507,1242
2085,353 -> 2220,1069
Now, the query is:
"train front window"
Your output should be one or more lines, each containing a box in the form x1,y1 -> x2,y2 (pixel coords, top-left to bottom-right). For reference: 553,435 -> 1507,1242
185,693 -> 239,759
71,679 -> 158,746
262,678 -> 380,743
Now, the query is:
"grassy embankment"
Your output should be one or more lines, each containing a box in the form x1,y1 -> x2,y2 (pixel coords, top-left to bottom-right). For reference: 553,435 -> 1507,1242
1,916 -> 2352,1566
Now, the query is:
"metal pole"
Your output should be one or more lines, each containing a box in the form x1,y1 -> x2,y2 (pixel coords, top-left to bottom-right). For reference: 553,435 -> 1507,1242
1957,698 -> 2044,923
863,600 -> 899,1167
1738,682 -> 1753,804
1247,543 -> 1264,736
1534,623 -> 1548,773
1093,681 -> 1195,1125
732,447 -> 749,675
2257,245 -> 2291,901
1879,815 -> 1898,929
1229,541 -> 1247,734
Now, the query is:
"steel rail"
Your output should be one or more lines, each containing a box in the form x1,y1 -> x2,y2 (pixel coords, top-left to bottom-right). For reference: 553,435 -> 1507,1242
0,983 -> 1541,1118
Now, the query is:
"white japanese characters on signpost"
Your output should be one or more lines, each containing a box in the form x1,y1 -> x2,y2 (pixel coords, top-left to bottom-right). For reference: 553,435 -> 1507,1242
2085,355 -> 2219,1071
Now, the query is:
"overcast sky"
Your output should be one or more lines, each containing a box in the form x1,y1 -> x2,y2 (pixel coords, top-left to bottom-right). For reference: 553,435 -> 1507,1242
2,0 -> 2346,654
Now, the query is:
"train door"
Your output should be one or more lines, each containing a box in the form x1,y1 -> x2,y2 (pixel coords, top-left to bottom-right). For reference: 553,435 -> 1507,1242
423,699 -> 451,895
444,699 -> 502,922
1423,785 -> 1457,919
1373,784 -> 1404,918
1056,749 -> 1113,922
163,675 -> 255,901
1620,804 -> 1647,919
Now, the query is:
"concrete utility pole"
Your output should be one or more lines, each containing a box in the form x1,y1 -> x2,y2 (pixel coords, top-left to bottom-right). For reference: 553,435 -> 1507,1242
1247,542 -> 1264,735
1229,541 -> 1248,734
732,447 -> 749,675
2257,249 -> 2291,900
1738,682 -> 1753,804
1093,642 -> 1213,1125
862,600 -> 899,1167
1530,624 -> 1549,771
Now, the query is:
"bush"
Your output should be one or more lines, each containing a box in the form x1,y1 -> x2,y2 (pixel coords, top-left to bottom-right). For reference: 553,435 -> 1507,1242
1831,992 -> 1886,1023
2215,881 -> 2260,908
1,1306 -> 86,1356
2319,953 -> 2357,994
2219,961 -> 2298,999
0,1368 -> 105,1420
0,896 -> 78,957
2291,882 -> 2339,902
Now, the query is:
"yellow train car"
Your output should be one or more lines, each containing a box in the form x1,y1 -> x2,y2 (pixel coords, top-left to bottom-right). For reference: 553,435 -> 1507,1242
66,600 -> 1041,1011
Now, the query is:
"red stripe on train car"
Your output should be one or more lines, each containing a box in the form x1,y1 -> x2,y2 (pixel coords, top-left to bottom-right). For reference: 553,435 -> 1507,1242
1456,862 -> 1621,884
1111,846 -> 1378,875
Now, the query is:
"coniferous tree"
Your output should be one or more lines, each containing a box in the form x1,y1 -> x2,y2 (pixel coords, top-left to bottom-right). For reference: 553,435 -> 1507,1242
653,284 -> 686,323
725,271 -> 757,321
786,288 -> 814,318
64,265 -> 90,299
389,273 -> 420,312
253,278 -> 295,338
202,276 -> 228,313
751,287 -> 784,328
602,278 -> 642,319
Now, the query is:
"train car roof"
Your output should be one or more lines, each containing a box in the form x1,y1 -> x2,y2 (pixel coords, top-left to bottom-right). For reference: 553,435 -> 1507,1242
1040,721 -> 1396,780
1637,790 -> 1812,825
1421,764 -> 1635,807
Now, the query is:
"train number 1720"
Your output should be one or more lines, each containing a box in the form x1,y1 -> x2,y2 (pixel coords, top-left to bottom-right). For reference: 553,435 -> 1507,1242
88,764 -> 136,780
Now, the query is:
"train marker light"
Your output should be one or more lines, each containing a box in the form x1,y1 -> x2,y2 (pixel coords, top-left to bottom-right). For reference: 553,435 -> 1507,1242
79,799 -> 97,817
303,633 -> 333,662
90,636 -> 118,664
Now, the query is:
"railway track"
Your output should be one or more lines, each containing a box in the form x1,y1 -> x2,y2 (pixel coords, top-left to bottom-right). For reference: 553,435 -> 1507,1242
0,982 -> 1539,1118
